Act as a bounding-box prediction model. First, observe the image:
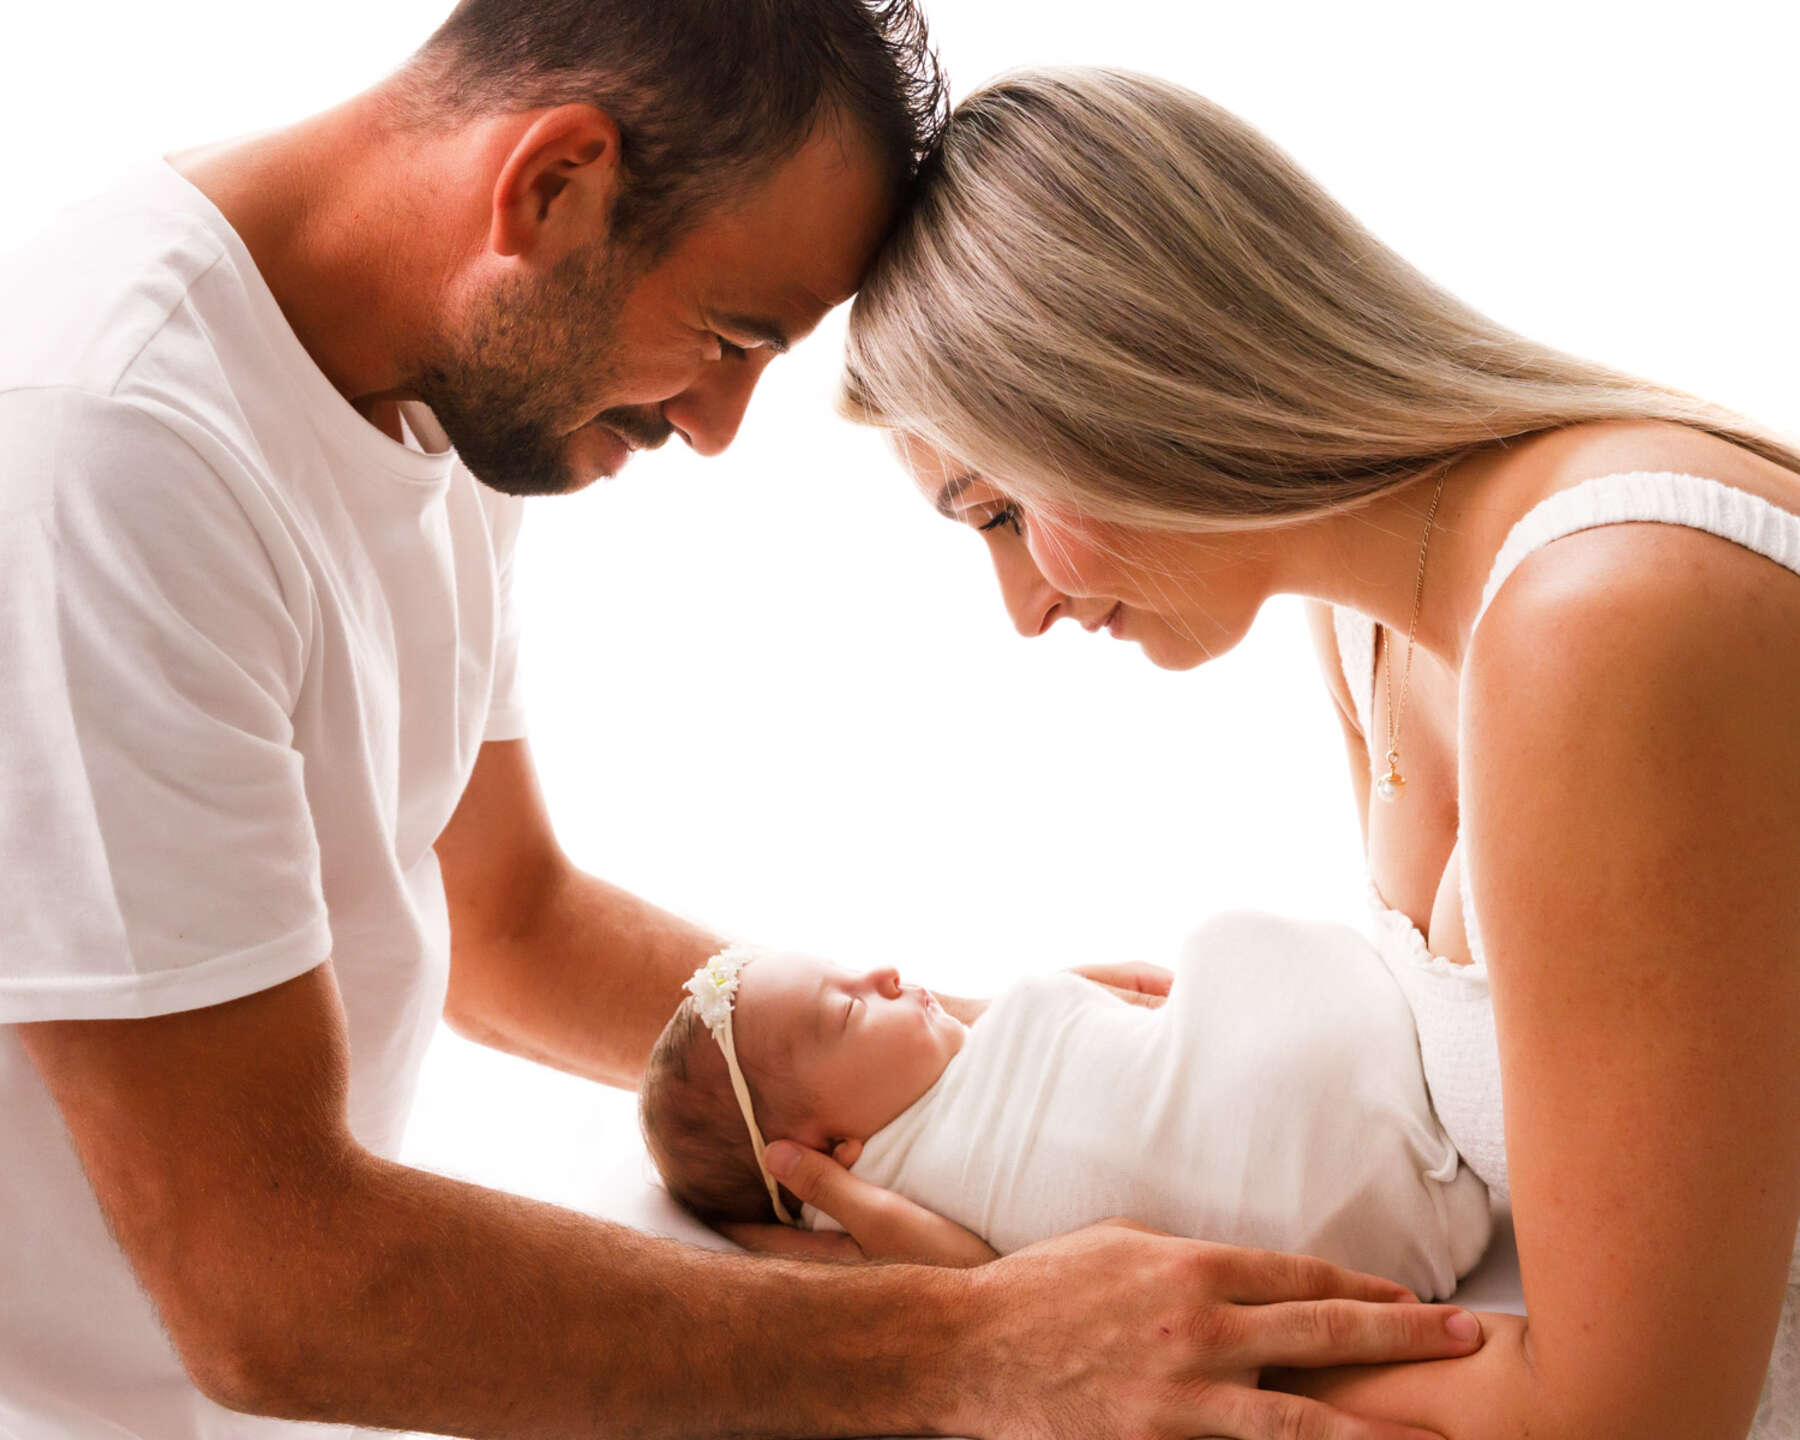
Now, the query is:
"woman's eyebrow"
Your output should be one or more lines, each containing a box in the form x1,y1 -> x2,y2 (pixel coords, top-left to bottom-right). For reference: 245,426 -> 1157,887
934,473 -> 977,518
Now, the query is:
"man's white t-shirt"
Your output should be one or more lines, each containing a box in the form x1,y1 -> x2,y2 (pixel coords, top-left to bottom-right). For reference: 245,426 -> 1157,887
0,162 -> 528,1438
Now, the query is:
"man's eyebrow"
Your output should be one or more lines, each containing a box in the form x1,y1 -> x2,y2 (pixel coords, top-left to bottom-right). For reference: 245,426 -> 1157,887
711,313 -> 791,355
934,472 -> 977,518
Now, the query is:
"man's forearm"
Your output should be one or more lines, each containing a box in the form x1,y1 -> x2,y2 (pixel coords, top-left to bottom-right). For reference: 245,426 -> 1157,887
196,1149 -> 981,1438
445,863 -> 722,1089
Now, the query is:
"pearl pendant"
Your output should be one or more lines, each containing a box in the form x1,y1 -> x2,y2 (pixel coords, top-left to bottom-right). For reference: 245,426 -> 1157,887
1376,750 -> 1406,803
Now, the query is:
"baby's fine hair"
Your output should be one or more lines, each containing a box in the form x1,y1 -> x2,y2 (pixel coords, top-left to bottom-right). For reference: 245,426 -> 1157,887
638,995 -> 800,1225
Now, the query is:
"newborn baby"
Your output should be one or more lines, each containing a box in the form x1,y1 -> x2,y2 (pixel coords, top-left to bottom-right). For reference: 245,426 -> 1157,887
640,911 -> 1491,1300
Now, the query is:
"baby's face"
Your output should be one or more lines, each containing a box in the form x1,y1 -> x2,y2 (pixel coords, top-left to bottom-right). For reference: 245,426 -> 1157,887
733,954 -> 967,1149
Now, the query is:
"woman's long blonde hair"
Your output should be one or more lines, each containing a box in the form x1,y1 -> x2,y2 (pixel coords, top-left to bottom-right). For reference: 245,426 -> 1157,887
841,67 -> 1800,531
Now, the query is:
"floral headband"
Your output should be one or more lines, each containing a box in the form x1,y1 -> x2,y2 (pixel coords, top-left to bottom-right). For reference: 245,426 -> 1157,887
684,945 -> 796,1226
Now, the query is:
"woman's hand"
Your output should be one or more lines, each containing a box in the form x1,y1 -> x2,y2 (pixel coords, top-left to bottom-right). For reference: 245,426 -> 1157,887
719,1139 -> 998,1267
1070,960 -> 1174,1008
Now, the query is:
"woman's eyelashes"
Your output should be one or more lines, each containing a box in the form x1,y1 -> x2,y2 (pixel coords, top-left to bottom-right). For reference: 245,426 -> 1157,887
977,504 -> 1024,538
715,335 -> 750,361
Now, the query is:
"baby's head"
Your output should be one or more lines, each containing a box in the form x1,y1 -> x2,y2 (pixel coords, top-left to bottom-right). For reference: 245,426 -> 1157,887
639,950 -> 967,1224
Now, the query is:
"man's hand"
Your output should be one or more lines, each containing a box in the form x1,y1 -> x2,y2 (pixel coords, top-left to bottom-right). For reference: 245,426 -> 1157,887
1070,959 -> 1173,1008
957,1223 -> 1480,1440
742,1143 -> 1483,1440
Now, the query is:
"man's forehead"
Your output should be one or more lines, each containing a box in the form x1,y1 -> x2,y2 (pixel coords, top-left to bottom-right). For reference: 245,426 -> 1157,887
691,124 -> 896,333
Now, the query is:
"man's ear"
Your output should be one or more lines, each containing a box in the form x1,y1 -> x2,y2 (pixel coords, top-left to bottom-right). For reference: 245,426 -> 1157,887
488,104 -> 624,263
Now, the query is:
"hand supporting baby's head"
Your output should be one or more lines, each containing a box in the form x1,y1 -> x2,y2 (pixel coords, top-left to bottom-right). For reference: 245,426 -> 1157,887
639,951 -> 968,1224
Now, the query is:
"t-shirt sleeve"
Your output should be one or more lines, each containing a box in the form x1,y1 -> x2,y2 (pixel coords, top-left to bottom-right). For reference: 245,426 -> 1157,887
0,388 -> 331,1022
479,486 -> 528,742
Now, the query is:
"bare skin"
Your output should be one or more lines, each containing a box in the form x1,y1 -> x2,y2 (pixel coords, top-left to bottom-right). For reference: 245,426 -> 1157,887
780,418 -> 1800,1438
14,72 -> 1484,1440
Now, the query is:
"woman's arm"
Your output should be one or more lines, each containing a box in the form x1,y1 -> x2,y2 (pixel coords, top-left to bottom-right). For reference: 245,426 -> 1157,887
1281,528 -> 1800,1437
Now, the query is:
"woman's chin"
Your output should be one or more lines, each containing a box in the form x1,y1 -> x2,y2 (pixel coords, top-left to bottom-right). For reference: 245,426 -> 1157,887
1136,636 -> 1212,671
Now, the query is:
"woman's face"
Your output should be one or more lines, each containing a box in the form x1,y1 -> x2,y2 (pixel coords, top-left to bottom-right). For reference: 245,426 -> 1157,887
896,435 -> 1272,670
733,953 -> 968,1146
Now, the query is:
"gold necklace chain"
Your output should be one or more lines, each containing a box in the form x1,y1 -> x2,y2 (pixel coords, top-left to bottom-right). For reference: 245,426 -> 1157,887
1376,468 -> 1449,803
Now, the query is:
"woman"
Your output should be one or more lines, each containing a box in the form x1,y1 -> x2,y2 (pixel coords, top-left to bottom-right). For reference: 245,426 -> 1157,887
766,68 -> 1800,1438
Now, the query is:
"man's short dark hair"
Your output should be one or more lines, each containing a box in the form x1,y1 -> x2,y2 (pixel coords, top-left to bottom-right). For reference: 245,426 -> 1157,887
395,0 -> 948,254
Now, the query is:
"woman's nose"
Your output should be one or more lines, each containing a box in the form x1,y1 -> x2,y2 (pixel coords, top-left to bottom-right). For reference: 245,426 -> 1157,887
995,556 -> 1068,638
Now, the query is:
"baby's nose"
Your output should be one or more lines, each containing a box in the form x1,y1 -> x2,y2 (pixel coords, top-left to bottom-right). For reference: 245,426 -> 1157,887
866,967 -> 903,998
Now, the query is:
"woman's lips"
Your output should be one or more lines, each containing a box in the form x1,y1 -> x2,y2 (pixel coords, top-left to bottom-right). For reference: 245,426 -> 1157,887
1104,602 -> 1125,637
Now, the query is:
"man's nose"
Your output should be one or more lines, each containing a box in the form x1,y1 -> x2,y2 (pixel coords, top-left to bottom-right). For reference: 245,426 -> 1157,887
663,353 -> 775,457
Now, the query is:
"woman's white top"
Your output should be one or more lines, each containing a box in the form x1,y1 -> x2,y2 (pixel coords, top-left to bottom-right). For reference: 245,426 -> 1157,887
807,911 -> 1493,1300
1333,470 -> 1800,1434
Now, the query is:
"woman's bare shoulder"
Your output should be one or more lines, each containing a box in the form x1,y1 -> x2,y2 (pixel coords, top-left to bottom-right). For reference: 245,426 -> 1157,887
1527,417 -> 1800,507
1465,417 -> 1800,683
1463,508 -> 1800,738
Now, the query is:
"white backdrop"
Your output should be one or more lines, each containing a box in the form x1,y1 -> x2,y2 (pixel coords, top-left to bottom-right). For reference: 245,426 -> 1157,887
5,2 -> 1797,1206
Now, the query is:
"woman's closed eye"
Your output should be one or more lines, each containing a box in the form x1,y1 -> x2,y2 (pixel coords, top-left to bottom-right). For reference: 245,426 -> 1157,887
842,996 -> 858,1030
978,504 -> 1024,538
715,335 -> 751,361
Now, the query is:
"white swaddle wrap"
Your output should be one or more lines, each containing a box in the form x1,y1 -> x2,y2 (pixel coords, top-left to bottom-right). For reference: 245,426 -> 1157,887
805,911 -> 1491,1299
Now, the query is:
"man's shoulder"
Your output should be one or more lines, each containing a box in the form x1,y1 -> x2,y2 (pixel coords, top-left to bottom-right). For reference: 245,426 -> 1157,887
0,166 -> 233,402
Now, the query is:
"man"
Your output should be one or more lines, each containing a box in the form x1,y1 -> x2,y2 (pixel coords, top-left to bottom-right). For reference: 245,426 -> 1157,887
0,2 -> 1482,1435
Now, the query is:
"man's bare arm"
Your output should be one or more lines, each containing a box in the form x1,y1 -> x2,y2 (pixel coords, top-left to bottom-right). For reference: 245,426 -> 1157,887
19,964 -> 973,1437
435,739 -> 723,1088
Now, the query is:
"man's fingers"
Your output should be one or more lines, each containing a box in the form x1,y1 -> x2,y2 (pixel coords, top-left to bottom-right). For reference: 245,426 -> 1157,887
1209,1385 -> 1447,1440
1215,1246 -> 1419,1305
1242,1298 -> 1482,1369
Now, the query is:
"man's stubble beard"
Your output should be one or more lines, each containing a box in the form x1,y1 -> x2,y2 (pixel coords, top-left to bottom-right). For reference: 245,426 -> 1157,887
409,242 -> 648,498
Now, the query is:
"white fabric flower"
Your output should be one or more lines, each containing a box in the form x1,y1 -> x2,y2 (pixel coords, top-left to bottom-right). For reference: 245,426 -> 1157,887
684,943 -> 759,1038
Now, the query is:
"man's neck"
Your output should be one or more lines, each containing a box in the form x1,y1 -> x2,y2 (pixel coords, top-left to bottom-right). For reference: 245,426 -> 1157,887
168,92 -> 489,427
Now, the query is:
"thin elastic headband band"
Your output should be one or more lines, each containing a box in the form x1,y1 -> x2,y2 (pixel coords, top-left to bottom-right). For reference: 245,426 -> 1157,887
684,946 -> 796,1226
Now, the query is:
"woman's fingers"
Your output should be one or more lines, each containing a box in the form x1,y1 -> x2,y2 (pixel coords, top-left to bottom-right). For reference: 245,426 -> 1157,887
768,1141 -> 998,1267
712,1220 -> 865,1263
1069,961 -> 1174,999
